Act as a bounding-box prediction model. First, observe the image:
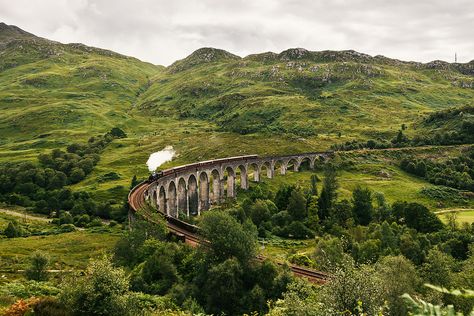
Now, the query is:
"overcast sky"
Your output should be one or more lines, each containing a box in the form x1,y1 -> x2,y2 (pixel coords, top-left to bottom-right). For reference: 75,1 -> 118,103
1,0 -> 473,66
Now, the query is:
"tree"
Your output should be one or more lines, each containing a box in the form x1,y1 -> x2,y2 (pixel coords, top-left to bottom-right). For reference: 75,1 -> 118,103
250,199 -> 271,226
69,168 -> 86,184
392,202 -> 444,233
313,237 -> 347,272
114,219 -> 168,267
200,211 -> 257,264
373,192 -> 390,222
318,167 -> 338,220
203,258 -> 244,315
421,249 -> 454,287
320,258 -> 386,315
375,255 -> 420,316
274,185 -> 295,211
108,127 -> 127,139
352,186 -> 373,225
310,174 -> 319,196
287,188 -> 307,221
60,255 -> 138,316
4,221 -> 20,238
25,251 -> 50,281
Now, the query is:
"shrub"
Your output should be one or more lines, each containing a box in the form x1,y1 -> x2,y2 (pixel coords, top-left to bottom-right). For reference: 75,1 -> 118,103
4,221 -> 21,238
25,251 -> 50,281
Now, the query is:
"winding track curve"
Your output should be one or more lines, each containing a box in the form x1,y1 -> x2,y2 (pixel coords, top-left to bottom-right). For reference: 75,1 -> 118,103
128,167 -> 329,284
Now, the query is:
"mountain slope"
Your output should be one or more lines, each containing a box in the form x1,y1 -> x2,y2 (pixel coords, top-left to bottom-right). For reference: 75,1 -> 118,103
1,23 -> 474,202
0,23 -> 164,161
136,47 -> 474,140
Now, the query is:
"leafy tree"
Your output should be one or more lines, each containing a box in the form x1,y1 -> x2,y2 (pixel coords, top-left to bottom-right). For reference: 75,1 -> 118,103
318,167 -> 338,220
310,174 -> 319,196
286,221 -> 314,239
421,249 -> 455,288
200,211 -> 257,264
274,185 -> 295,211
25,251 -> 50,281
250,199 -> 271,226
4,221 -> 21,238
352,186 -> 373,225
114,219 -> 168,267
287,188 -> 307,221
69,168 -> 86,183
392,202 -> 444,233
313,237 -> 347,272
108,127 -> 127,138
59,212 -> 74,225
373,192 -> 390,222
375,255 -> 420,316
332,199 -> 353,227
320,257 -> 386,315
203,258 -> 244,315
267,279 -> 325,316
60,255 -> 138,316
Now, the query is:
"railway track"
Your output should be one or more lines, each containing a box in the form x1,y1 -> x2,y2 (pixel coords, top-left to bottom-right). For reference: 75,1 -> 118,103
129,181 -> 329,284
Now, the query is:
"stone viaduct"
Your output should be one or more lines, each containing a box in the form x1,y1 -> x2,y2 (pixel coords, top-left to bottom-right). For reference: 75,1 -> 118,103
145,152 -> 332,217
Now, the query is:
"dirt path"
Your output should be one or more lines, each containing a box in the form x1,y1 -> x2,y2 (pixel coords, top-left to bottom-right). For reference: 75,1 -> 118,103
434,208 -> 474,214
0,208 -> 51,223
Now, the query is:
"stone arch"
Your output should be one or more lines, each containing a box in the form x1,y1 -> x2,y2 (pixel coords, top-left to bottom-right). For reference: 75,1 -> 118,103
167,181 -> 177,218
177,177 -> 187,216
274,160 -> 286,175
237,165 -> 248,189
158,185 -> 166,215
249,163 -> 260,182
199,172 -> 210,211
260,161 -> 274,179
152,190 -> 157,208
299,157 -> 311,171
210,169 -> 221,204
287,158 -> 299,172
188,175 -> 198,216
224,166 -> 236,198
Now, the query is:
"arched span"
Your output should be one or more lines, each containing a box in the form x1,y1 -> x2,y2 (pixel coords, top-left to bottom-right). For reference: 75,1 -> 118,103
168,181 -> 177,218
274,160 -> 285,175
225,166 -> 236,198
152,190 -> 157,208
177,177 -> 187,216
199,172 -> 210,211
287,158 -> 299,172
158,186 -> 166,215
249,163 -> 259,182
260,161 -> 273,179
210,169 -> 221,204
299,157 -> 311,171
188,175 -> 198,216
237,165 -> 248,189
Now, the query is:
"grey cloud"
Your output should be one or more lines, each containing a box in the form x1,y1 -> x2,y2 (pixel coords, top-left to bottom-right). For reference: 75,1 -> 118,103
0,0 -> 472,65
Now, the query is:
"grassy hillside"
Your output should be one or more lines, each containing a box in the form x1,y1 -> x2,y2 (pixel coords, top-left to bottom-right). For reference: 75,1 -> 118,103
1,22 -> 474,203
137,48 -> 474,142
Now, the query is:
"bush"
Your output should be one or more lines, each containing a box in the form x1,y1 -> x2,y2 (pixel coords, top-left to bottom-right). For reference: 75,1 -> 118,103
286,221 -> 314,239
25,251 -> 50,281
59,255 -> 138,316
31,296 -> 67,316
4,221 -> 21,238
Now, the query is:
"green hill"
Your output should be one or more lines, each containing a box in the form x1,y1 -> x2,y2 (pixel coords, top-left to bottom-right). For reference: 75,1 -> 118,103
1,23 -> 473,202
137,47 -> 474,140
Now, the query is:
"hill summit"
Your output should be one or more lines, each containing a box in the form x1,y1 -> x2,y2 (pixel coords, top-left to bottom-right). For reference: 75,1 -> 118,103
0,22 -> 37,43
169,47 -> 241,72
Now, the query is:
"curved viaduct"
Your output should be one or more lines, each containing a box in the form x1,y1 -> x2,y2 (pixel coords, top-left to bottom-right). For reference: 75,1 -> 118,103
144,152 -> 332,218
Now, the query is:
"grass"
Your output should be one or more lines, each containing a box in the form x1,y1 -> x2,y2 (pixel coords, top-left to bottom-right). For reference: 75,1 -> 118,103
2,33 -> 474,205
438,209 -> 474,225
0,229 -> 121,276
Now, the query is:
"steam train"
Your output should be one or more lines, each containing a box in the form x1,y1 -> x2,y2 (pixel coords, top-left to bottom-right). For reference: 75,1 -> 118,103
146,154 -> 259,183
